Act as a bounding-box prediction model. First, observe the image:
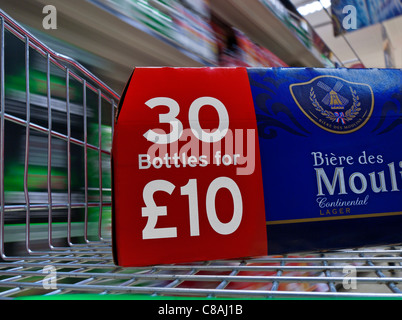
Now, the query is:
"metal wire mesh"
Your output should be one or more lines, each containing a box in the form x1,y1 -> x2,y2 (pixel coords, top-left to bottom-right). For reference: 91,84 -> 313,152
0,8 -> 402,299
1,243 -> 402,298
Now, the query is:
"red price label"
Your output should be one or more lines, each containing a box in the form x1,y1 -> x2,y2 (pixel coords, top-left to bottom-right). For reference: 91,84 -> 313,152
112,68 -> 267,267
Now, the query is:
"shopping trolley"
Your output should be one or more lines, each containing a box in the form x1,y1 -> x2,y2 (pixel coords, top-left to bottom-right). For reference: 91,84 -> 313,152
0,9 -> 402,300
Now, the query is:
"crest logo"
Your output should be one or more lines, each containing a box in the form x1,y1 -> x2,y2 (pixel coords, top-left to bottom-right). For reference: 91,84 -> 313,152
290,76 -> 374,134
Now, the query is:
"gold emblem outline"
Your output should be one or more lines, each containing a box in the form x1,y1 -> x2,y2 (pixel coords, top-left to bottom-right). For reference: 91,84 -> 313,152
289,75 -> 374,134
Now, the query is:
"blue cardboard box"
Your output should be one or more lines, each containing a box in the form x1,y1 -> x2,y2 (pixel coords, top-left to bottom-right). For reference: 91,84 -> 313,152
248,67 -> 402,253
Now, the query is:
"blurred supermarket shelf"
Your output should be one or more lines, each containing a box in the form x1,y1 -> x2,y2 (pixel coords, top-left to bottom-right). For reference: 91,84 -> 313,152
210,0 -> 325,67
0,0 -> 210,92
0,0 -> 330,93
2,222 -> 86,243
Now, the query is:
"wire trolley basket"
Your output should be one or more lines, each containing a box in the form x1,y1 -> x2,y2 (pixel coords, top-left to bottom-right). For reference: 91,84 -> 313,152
0,9 -> 402,300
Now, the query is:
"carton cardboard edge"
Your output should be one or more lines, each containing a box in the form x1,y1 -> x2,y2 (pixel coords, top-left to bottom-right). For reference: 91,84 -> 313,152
111,68 -> 136,266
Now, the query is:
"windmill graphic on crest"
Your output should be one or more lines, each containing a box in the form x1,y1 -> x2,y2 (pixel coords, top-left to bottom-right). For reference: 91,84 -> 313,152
317,81 -> 349,110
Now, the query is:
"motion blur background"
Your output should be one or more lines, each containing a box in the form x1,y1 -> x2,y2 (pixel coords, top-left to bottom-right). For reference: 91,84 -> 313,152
0,0 -> 400,94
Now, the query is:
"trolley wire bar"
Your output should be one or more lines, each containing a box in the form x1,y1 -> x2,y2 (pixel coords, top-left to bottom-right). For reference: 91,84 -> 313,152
0,8 -> 402,299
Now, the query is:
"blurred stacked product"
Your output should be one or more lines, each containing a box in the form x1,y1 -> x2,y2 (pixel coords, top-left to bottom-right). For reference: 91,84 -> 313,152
157,0 -> 292,66
172,255 -> 333,292
210,18 -> 245,67
212,18 -> 288,67
168,0 -> 218,63
236,29 -> 289,67
285,13 -> 311,49
260,0 -> 334,68
261,0 -> 292,28
224,255 -> 331,292
311,29 -> 337,68
261,0 -> 310,47
107,0 -> 178,40
267,0 -> 335,67
88,124 -> 113,240
2,32 -> 88,226
104,0 -> 218,63
103,0 -> 299,67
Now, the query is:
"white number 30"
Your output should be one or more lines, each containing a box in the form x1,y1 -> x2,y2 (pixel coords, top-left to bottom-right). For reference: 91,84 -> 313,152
143,97 -> 229,144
